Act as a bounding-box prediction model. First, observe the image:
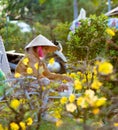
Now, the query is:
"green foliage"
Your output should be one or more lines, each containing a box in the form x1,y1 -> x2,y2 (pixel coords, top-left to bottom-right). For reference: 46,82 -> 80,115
0,17 -> 32,52
53,22 -> 70,42
67,14 -> 108,62
0,17 -> 70,52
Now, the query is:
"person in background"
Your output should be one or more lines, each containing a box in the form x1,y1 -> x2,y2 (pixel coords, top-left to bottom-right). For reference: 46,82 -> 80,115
15,34 -> 72,83
47,40 -> 67,74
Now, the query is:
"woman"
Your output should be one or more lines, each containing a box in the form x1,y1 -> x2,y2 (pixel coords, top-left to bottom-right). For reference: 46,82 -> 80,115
15,34 -> 72,82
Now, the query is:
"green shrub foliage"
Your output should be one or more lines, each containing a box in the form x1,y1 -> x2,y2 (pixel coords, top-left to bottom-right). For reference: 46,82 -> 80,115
67,14 -> 108,61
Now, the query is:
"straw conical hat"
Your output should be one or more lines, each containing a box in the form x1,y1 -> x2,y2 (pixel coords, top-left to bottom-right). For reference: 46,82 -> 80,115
25,34 -> 58,52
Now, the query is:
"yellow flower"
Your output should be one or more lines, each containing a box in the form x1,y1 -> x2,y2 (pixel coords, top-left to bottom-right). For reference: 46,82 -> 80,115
10,122 -> 19,130
26,67 -> 33,74
69,73 -> 76,79
69,94 -> 76,103
98,61 -> 113,75
62,79 -> 68,83
56,119 -> 63,127
49,58 -> 55,65
77,71 -> 82,75
106,28 -> 115,36
53,111 -> 61,119
85,95 -> 98,107
91,80 -> 102,90
19,122 -> 26,130
20,98 -> 26,104
0,124 -> 4,130
95,60 -> 101,66
114,123 -> 118,127
74,79 -> 82,90
84,89 -> 95,99
10,99 -> 20,110
87,72 -> 92,79
14,72 -> 21,78
92,108 -> 100,115
22,58 -> 29,65
60,97 -> 68,104
34,62 -> 39,70
81,78 -> 86,84
77,97 -> 88,108
66,103 -> 77,112
26,117 -> 33,126
95,97 -> 107,107
93,66 -> 97,75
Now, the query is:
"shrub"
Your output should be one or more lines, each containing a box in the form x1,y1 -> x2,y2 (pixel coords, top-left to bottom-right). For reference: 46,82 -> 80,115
67,14 -> 109,62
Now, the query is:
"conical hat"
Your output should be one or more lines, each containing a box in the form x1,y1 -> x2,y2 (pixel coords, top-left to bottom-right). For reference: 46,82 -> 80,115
54,50 -> 67,62
25,34 -> 58,52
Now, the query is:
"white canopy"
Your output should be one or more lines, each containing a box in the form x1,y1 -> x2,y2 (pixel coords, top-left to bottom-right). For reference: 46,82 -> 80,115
105,7 -> 118,16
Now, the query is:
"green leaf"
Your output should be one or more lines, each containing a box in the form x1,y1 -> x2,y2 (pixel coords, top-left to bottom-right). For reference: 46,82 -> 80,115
0,86 -> 5,96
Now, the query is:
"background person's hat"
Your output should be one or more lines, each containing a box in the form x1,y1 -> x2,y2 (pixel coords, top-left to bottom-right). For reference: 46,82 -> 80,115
25,34 -> 58,52
53,41 -> 67,62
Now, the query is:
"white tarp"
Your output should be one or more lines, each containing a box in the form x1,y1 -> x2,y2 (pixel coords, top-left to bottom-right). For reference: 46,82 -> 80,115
105,6 -> 118,16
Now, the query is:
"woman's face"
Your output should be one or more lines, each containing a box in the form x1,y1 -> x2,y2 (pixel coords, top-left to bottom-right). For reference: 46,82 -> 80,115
36,46 -> 49,59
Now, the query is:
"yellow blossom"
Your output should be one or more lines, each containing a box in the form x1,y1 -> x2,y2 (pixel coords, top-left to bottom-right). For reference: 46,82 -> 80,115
106,28 -> 115,36
114,123 -> 118,127
22,58 -> 29,65
87,72 -> 92,79
26,67 -> 33,74
20,98 -> 26,104
69,94 -> 76,103
77,71 -> 82,75
85,95 -> 98,107
10,99 -> 20,110
34,62 -> 39,70
77,97 -> 88,108
60,97 -> 68,104
14,72 -> 21,78
49,58 -> 55,65
98,61 -> 113,75
81,78 -> 86,84
95,97 -> 107,107
19,122 -> 26,130
93,66 -> 97,75
69,73 -> 76,79
84,89 -> 95,99
74,79 -> 82,90
80,73 -> 85,79
56,119 -> 63,127
91,80 -> 103,90
10,122 -> 19,130
0,124 -> 4,130
95,60 -> 101,66
92,108 -> 100,115
26,117 -> 33,126
66,103 -> 77,112
53,111 -> 61,119
62,79 -> 68,83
